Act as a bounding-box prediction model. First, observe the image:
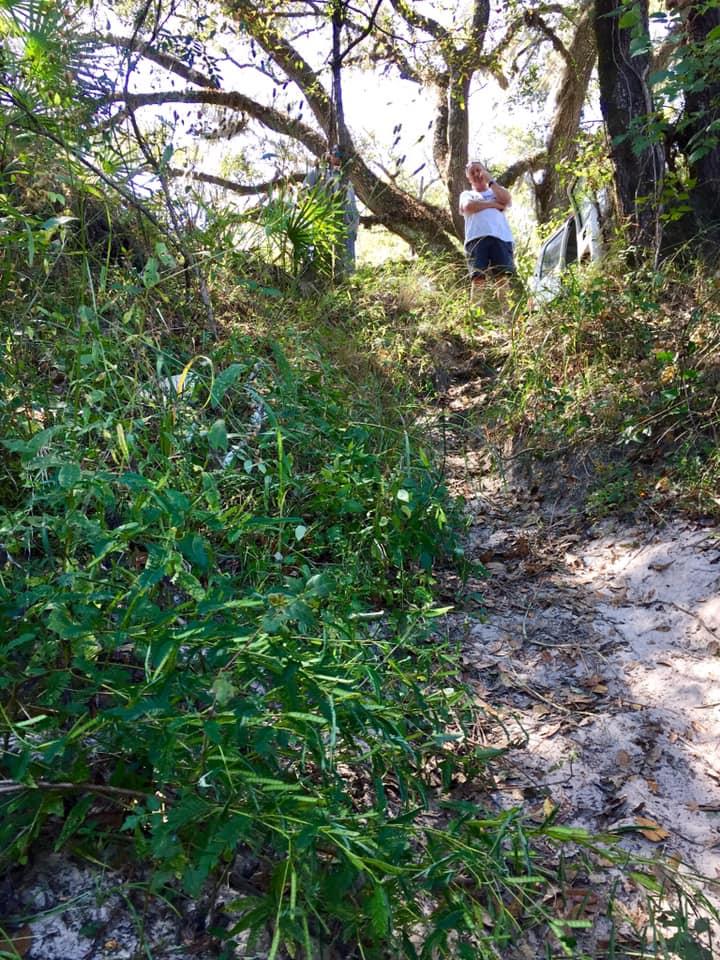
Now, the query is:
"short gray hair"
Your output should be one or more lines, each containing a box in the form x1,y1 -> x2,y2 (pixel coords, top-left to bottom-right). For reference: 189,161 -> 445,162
465,159 -> 487,174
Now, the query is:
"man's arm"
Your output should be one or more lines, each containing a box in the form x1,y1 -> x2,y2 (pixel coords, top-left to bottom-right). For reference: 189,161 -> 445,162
487,181 -> 511,207
460,196 -> 507,214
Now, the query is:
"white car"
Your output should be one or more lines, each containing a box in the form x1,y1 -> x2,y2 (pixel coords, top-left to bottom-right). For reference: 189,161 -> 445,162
531,183 -> 612,301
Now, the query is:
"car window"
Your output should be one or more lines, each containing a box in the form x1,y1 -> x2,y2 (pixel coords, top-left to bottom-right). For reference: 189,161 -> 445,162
539,228 -> 565,277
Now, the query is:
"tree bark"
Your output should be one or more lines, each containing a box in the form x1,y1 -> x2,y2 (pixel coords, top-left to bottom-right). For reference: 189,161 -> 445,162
682,2 -> 720,252
595,0 -> 664,248
534,0 -> 597,223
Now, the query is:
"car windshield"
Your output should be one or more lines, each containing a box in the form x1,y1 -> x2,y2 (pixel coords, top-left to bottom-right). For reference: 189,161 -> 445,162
540,230 -> 564,277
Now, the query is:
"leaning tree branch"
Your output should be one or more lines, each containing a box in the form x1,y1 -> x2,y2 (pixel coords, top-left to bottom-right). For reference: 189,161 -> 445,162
387,0 -> 451,44
339,0 -> 385,62
498,150 -> 548,188
101,32 -> 220,88
112,89 -> 327,155
523,10 -> 572,67
169,167 -> 306,195
224,0 -> 332,130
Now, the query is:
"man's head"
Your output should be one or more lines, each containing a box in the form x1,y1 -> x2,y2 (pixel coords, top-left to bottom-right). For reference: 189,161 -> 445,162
328,145 -> 343,168
466,160 -> 490,190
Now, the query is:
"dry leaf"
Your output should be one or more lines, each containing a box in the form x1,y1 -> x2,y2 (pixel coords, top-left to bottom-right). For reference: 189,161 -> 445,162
0,927 -> 32,958
634,817 -> 670,842
543,796 -> 556,818
616,749 -> 632,768
645,778 -> 659,795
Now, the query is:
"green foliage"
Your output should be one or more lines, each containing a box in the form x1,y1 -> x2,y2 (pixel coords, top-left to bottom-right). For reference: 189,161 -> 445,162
0,25 -> 716,951
471,249 -> 720,518
259,183 -> 345,278
0,158 -> 584,955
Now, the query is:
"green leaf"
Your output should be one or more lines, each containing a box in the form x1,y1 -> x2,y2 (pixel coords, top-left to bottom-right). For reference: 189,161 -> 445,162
141,257 -> 161,288
367,884 -> 390,937
211,675 -> 236,706
210,363 -> 245,406
619,8 -> 640,29
664,932 -> 712,960
208,419 -> 228,451
58,463 -> 81,488
294,524 -> 307,541
630,871 -> 662,893
178,534 -> 210,571
629,36 -> 651,57
396,488 -> 410,502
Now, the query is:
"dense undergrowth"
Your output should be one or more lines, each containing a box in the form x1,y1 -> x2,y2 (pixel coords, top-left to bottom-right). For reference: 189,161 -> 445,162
1,153 -> 718,960
352,250 -> 720,522
476,255 -> 720,519
0,185 -> 614,959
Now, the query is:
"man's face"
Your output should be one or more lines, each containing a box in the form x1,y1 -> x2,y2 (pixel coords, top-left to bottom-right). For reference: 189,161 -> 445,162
467,165 -> 489,190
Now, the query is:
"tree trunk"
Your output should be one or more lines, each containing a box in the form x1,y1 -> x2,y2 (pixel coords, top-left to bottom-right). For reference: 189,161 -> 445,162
446,70 -> 473,238
534,0 -> 596,223
349,161 -> 456,252
595,0 -> 664,248
683,2 -> 720,253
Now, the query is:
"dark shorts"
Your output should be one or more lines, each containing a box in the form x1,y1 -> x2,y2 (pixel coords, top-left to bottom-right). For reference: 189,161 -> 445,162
466,236 -> 515,277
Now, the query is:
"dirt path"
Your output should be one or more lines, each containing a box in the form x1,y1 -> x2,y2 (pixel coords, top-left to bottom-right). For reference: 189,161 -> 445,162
435,401 -> 720,952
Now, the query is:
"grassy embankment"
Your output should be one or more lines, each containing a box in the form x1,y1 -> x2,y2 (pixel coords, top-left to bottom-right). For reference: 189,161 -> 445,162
1,185 -> 718,958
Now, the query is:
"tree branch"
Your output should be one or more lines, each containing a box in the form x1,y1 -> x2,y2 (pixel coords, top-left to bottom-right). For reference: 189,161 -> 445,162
387,0 -> 451,43
101,33 -> 220,88
498,151 -> 548,188
112,89 -> 327,155
0,780 -> 148,801
225,1 -> 332,131
169,167 -> 306,195
340,0 -> 385,62
523,10 -> 572,67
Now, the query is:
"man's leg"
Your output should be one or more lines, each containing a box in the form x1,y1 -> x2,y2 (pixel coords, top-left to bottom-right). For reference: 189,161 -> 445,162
486,240 -> 516,308
466,237 -> 492,303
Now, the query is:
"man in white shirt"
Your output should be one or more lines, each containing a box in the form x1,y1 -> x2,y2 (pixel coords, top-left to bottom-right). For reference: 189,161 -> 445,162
459,160 -> 515,301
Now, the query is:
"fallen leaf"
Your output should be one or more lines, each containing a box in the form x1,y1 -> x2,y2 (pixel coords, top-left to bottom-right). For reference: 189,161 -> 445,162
645,778 -> 659,795
0,927 -> 32,958
634,817 -> 670,842
616,749 -> 632,768
541,722 -> 563,739
543,796 -> 556,818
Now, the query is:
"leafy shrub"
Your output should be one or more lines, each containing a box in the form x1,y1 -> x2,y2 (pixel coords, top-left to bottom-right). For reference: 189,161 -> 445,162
0,289 -> 569,958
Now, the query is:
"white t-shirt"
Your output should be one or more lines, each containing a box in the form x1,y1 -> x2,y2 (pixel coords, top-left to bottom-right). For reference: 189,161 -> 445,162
460,189 -> 513,245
